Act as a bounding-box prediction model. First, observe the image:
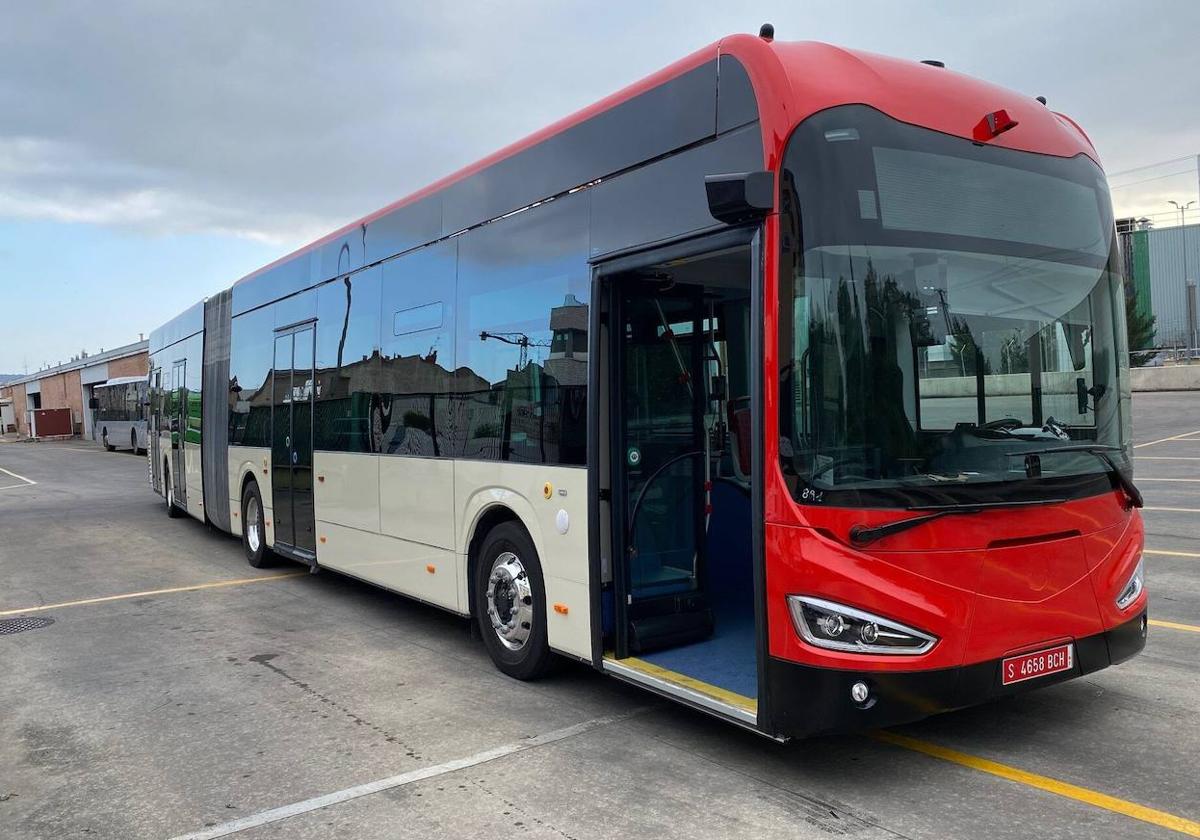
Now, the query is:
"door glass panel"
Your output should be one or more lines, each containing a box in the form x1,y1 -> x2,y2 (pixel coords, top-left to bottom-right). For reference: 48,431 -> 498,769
272,333 -> 294,546
622,293 -> 702,599
291,327 -> 316,552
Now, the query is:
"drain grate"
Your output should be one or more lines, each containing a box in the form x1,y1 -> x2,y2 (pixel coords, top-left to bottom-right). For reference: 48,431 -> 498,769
0,616 -> 55,635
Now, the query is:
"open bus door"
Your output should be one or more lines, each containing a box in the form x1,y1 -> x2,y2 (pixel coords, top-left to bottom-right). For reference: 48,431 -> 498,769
594,229 -> 766,732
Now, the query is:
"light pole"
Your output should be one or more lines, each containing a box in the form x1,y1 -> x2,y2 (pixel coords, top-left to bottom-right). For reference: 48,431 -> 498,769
1169,199 -> 1195,227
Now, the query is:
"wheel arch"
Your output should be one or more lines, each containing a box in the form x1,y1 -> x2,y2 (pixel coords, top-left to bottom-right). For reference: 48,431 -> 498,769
465,504 -> 535,620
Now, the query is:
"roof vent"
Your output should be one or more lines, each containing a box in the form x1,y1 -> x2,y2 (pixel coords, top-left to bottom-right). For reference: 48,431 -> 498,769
921,59 -> 945,68
759,23 -> 774,41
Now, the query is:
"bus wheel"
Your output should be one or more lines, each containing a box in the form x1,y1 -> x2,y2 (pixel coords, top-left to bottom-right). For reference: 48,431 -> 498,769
165,464 -> 181,518
132,429 -> 144,455
102,430 -> 115,451
241,481 -> 275,568
474,522 -> 552,680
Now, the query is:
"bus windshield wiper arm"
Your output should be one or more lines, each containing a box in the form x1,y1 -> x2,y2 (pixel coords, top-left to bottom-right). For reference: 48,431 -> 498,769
848,499 -> 1066,547
1007,444 -> 1143,509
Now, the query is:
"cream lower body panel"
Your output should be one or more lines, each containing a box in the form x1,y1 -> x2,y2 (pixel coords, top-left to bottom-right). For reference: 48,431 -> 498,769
228,445 -> 272,545
312,450 -> 464,611
316,521 -> 462,613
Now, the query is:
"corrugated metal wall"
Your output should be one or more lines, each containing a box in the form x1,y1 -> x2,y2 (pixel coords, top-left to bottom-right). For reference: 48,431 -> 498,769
1147,224 -> 1200,346
1121,224 -> 1200,347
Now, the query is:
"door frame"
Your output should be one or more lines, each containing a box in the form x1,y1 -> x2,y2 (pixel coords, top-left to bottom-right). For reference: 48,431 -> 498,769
170,358 -> 188,509
271,319 -> 317,562
586,225 -> 769,731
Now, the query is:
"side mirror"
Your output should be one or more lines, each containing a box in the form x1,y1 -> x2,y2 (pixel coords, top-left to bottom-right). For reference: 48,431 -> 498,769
705,171 -> 774,225
1076,377 -> 1088,414
88,397 -> 99,410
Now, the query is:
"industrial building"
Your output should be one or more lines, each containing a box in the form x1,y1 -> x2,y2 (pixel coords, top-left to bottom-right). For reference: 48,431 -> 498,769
0,340 -> 148,440
1120,222 -> 1200,352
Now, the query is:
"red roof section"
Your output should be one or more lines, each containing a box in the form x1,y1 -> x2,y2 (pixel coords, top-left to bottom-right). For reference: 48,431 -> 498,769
235,34 -> 1100,289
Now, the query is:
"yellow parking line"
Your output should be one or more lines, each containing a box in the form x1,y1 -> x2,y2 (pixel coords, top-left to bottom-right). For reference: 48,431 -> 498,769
1150,619 -> 1200,634
616,655 -> 758,713
1145,549 -> 1200,558
1135,430 -> 1200,449
0,573 -> 307,617
872,730 -> 1200,836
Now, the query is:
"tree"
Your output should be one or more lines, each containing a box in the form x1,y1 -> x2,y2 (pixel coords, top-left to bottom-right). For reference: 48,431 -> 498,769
1124,278 -> 1157,367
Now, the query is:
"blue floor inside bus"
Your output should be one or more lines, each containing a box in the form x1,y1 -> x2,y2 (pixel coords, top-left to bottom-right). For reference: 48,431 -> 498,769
637,479 -> 757,701
639,603 -> 757,700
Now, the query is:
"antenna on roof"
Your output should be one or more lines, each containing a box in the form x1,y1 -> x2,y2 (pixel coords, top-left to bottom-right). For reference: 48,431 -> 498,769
921,59 -> 945,68
758,23 -> 774,41
1036,96 -> 1048,105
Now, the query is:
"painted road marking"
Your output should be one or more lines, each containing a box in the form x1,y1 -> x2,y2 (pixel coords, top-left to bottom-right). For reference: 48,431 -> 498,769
0,573 -> 307,617
0,465 -> 37,490
1136,477 -> 1200,482
1150,619 -> 1200,634
1136,456 -> 1200,461
1144,507 -> 1200,513
1135,430 -> 1200,449
1145,549 -> 1200,559
168,709 -> 648,840
619,655 -> 758,713
873,730 -> 1200,837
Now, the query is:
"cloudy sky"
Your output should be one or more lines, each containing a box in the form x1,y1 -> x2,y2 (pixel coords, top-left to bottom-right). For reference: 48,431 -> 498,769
1,1 -> 1198,373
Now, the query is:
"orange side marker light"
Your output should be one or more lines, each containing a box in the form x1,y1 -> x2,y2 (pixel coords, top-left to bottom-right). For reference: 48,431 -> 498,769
553,603 -> 569,615
426,564 -> 436,574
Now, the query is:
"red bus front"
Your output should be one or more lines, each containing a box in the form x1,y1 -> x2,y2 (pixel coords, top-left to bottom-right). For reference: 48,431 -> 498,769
762,103 -> 1147,736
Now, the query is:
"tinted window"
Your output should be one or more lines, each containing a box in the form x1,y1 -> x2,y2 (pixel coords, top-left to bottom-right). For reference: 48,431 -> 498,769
376,243 -> 457,457
454,196 -> 589,465
229,306 -> 275,447
313,267 -> 382,452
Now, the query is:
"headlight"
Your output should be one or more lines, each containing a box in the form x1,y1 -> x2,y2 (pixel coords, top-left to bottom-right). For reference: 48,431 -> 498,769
1115,555 -> 1145,611
786,595 -> 937,655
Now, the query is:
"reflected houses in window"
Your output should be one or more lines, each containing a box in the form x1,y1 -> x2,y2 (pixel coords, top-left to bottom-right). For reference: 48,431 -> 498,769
227,198 -> 591,466
454,196 -> 590,466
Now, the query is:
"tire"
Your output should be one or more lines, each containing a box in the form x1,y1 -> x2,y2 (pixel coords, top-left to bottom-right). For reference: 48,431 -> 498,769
165,462 -> 181,518
474,522 -> 553,680
241,480 -> 275,568
102,430 -> 115,451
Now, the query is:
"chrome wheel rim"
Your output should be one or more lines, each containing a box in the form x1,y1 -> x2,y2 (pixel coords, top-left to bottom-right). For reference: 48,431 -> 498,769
486,551 -> 533,651
246,496 -> 262,553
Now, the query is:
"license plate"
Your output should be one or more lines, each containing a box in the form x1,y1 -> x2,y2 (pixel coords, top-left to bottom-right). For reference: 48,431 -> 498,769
1001,643 -> 1074,686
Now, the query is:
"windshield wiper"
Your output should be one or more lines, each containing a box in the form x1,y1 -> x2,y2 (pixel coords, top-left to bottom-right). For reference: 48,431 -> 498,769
1006,444 -> 1143,509
848,498 -> 1067,547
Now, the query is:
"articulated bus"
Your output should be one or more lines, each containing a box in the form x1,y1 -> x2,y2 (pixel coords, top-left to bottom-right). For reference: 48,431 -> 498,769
148,30 -> 1147,739
92,376 -> 149,454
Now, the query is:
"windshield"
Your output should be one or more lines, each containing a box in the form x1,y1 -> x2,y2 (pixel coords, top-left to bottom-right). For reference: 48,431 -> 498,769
778,105 -> 1133,508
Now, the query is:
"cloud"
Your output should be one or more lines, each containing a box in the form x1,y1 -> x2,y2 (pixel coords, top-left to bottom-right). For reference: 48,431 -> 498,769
0,1 -> 1197,247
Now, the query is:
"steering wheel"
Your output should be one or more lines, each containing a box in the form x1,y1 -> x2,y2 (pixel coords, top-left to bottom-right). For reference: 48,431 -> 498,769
982,417 -> 1023,431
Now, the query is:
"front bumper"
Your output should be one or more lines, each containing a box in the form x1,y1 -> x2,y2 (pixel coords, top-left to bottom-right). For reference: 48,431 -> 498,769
764,609 -> 1148,738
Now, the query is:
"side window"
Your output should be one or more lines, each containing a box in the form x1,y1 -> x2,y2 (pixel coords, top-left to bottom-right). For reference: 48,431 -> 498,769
376,244 -> 457,457
454,195 -> 589,466
314,266 -> 382,453
229,306 -> 275,447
